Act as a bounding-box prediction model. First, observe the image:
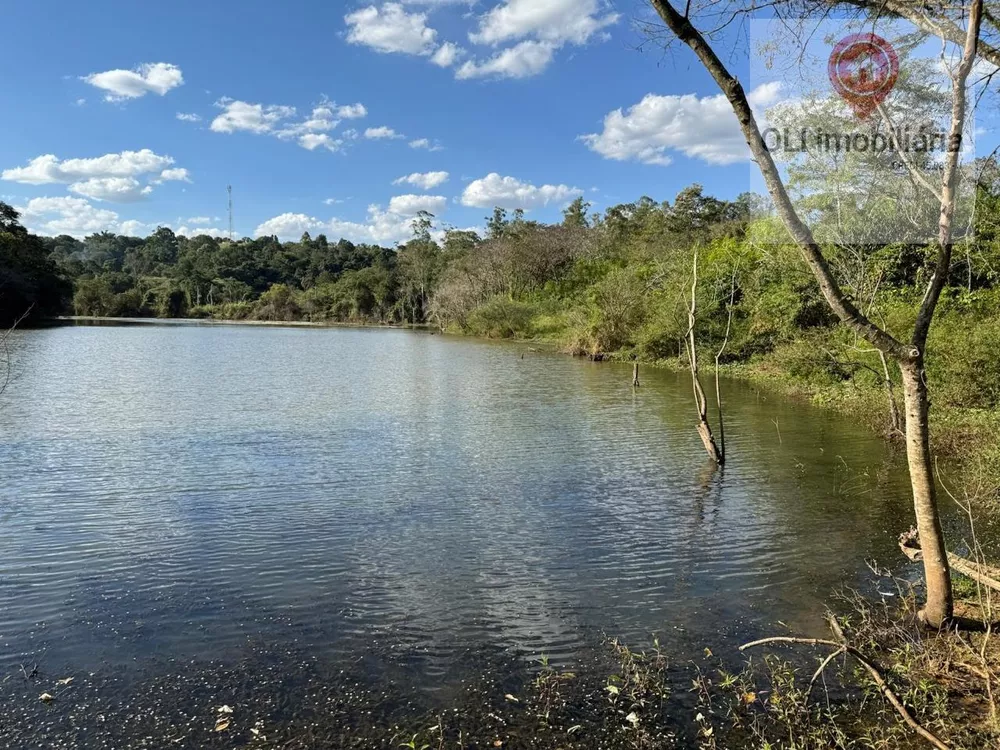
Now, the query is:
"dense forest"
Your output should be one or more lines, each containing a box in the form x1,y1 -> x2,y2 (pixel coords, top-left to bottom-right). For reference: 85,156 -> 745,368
3,174 -> 1000,418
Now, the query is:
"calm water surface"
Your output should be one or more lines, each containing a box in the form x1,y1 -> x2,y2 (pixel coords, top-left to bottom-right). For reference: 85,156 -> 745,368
1,324 -> 914,686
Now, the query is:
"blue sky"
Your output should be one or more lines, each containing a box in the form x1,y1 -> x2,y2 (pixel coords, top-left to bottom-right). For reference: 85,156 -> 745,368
0,1 -> 993,244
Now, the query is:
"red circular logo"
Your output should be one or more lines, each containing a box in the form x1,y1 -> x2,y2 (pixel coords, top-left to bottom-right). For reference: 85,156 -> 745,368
828,33 -> 899,118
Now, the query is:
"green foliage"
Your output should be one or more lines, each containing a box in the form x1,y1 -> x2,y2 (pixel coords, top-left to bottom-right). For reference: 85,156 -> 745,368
0,202 -> 70,324
465,297 -> 537,338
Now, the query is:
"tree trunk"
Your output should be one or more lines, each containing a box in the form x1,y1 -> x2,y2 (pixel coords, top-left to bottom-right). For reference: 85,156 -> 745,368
687,252 -> 723,464
632,361 -> 640,387
900,358 -> 953,628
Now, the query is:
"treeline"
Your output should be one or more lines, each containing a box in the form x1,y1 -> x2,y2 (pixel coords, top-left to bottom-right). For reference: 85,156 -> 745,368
3,177 -> 1000,413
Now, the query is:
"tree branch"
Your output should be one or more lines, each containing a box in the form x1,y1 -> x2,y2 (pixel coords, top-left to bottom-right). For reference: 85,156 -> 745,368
648,0 -> 914,363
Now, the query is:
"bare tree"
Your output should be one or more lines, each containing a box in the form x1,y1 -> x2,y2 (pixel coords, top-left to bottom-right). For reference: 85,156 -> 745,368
686,251 -> 724,464
647,0 -> 984,626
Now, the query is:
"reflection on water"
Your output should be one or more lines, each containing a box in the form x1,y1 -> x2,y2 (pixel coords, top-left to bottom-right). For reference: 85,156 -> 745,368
0,324 -> 914,684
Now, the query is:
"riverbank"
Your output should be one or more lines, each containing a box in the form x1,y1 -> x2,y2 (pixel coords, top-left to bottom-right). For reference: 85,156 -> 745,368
50,315 -> 434,331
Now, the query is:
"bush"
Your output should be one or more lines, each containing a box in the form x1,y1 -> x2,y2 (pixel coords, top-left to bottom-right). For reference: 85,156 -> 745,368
928,313 -> 1000,409
465,297 -> 536,338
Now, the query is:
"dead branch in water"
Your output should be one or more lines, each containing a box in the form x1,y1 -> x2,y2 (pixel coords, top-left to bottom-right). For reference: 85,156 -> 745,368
1,304 -> 33,398
685,251 -> 722,464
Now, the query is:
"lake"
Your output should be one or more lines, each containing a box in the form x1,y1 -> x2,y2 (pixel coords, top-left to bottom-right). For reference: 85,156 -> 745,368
0,323 -> 918,745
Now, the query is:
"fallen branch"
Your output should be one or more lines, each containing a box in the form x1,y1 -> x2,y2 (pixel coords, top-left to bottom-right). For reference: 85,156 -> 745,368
900,528 -> 1000,593
740,617 -> 951,750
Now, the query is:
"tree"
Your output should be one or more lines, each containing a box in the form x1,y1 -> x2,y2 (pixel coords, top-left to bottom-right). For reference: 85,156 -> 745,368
563,197 -> 591,228
0,202 -> 70,324
646,0 -> 985,626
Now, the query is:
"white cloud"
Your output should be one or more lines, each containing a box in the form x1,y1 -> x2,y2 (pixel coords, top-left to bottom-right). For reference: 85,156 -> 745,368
455,40 -> 556,80
255,212 -> 325,238
210,98 -> 354,153
18,196 -> 123,237
470,0 -> 618,46
387,194 -> 447,215
431,42 -> 465,68
324,198 -> 347,205
2,149 -> 175,185
345,3 -> 437,55
456,0 -> 618,80
2,150 -> 183,201
176,112 -> 202,122
275,103 -> 340,140
68,177 -> 147,202
298,133 -> 343,151
160,168 -> 191,182
337,102 -> 368,119
579,83 -> 782,166
83,62 -> 184,101
408,137 -> 442,150
16,196 -> 230,238
393,170 -> 449,189
364,126 -> 404,139
461,173 -> 582,209
118,219 -> 160,237
175,225 -> 231,238
210,99 -> 297,134
256,195 -> 449,243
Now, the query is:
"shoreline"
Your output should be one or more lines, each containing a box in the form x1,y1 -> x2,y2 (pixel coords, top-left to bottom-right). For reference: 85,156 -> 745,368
48,315 -> 435,331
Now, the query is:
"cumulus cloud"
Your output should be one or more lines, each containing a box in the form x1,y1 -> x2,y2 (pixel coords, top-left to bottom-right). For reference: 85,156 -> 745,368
456,0 -> 618,80
176,112 -> 202,122
255,213 -> 324,238
408,137 -> 442,150
469,0 -> 618,46
210,99 -> 297,134
579,83 -> 782,166
364,126 -> 404,139
175,225 -> 231,238
159,167 -> 191,182
209,98 -> 367,153
68,177 -> 149,202
2,149 -> 175,185
337,103 -> 368,119
456,40 -> 555,80
256,193 -> 449,243
431,42 -> 465,68
461,173 -> 582,209
298,133 -> 343,151
15,196 -> 230,238
387,194 -> 447,215
83,62 -> 184,101
2,149 -> 184,202
345,3 -> 437,55
18,196 -> 125,236
393,171 -> 449,189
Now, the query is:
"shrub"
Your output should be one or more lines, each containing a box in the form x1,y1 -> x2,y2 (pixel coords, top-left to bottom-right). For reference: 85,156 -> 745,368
465,297 -> 536,338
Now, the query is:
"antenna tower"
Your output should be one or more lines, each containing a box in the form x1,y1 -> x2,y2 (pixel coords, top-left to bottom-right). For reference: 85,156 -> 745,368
227,185 -> 233,240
